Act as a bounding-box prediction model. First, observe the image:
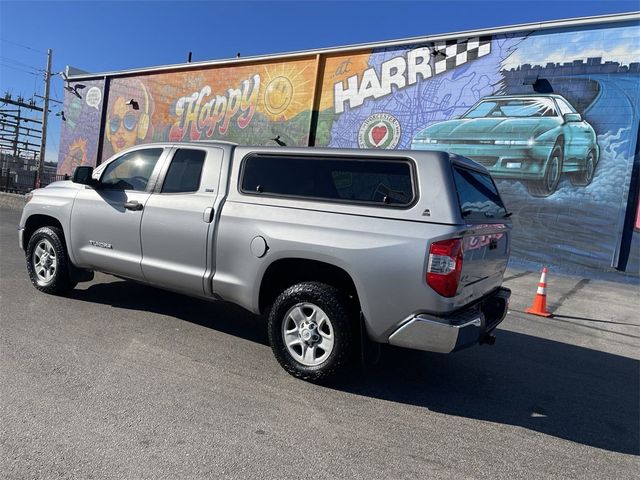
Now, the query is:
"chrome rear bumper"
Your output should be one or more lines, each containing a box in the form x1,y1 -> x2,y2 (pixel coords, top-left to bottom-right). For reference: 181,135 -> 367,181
388,287 -> 510,354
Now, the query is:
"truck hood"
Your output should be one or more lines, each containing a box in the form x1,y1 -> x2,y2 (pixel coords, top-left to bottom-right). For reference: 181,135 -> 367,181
43,180 -> 83,190
415,117 -> 560,140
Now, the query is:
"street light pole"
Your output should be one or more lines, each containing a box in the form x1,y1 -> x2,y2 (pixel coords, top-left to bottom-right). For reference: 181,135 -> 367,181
36,48 -> 52,187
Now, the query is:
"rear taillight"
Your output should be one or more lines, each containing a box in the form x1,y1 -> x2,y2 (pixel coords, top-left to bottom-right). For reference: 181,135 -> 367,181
426,238 -> 463,297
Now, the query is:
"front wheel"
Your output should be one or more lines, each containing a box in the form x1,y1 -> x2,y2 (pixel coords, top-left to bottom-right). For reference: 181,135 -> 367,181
26,226 -> 77,295
526,142 -> 563,197
268,282 -> 354,382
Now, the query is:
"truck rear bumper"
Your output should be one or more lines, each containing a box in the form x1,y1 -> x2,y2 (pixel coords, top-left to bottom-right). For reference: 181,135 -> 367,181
388,287 -> 510,354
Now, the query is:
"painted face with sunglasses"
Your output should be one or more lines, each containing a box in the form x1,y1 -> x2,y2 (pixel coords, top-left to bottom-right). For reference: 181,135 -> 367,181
107,97 -> 141,153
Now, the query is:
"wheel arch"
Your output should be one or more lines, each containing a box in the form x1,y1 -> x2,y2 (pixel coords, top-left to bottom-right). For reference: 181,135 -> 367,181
545,134 -> 564,169
258,258 -> 361,316
23,214 -> 65,251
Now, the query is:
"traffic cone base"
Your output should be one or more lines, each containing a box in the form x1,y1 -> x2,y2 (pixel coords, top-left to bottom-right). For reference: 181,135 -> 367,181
526,267 -> 553,317
526,305 -> 553,318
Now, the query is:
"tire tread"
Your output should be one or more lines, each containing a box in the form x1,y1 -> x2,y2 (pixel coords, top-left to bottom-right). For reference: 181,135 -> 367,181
26,226 -> 76,295
268,281 -> 353,383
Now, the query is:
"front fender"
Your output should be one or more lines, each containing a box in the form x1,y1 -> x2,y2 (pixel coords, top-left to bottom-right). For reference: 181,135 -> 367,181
20,184 -> 80,264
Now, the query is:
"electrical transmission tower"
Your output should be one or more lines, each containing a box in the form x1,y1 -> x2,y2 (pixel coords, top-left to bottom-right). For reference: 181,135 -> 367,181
0,93 -> 43,168
1,48 -> 60,189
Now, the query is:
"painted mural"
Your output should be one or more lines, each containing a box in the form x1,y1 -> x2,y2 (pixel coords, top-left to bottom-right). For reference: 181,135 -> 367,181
57,79 -> 104,176
57,20 -> 640,273
315,22 -> 640,273
101,58 -> 318,160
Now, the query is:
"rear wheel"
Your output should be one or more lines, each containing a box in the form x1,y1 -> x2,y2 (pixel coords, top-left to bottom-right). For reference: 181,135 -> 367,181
268,282 -> 354,382
26,226 -> 77,294
569,149 -> 596,186
526,142 -> 563,197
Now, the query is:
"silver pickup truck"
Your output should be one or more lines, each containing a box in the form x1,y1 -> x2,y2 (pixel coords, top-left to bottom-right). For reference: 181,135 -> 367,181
19,142 -> 511,381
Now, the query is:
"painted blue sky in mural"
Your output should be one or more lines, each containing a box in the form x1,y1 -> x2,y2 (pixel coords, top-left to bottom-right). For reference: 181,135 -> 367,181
505,24 -> 640,67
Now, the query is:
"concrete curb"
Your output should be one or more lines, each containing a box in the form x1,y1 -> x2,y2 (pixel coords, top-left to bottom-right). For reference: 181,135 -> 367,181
0,192 -> 25,211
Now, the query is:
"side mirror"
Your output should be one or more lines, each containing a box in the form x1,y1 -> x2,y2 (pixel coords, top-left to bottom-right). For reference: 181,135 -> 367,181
71,166 -> 95,186
565,113 -> 582,123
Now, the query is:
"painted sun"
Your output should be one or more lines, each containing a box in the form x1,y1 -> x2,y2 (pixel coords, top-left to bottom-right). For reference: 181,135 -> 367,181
260,61 -> 316,121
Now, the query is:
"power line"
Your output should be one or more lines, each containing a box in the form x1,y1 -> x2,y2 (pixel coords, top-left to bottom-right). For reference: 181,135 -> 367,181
0,38 -> 47,54
0,56 -> 42,73
52,81 -> 61,105
0,62 -> 40,76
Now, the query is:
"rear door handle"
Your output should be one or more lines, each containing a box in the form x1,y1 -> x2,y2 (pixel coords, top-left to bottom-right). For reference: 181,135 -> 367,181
124,200 -> 143,211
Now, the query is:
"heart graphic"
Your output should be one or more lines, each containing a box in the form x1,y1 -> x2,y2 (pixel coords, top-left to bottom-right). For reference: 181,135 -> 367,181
371,124 -> 388,146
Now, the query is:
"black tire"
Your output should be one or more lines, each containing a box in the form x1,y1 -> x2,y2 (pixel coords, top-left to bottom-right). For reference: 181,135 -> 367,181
526,142 -> 564,197
569,148 -> 597,186
268,282 -> 354,383
26,226 -> 77,295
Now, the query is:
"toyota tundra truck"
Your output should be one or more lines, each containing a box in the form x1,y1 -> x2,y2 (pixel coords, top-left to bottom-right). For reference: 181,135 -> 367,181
19,142 -> 511,382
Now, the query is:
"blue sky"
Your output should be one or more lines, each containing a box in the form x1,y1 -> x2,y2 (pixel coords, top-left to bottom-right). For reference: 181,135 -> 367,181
0,0 -> 638,163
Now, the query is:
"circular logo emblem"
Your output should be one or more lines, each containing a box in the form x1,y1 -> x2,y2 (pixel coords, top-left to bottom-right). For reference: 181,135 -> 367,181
358,113 -> 401,149
264,76 -> 294,116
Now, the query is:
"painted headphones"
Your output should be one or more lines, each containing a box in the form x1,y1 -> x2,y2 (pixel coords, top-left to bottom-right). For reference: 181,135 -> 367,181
136,80 -> 150,140
105,79 -> 151,142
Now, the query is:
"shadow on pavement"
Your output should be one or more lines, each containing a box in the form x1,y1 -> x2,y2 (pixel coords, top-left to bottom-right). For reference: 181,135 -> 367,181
69,279 -> 639,455
344,335 -> 639,456
68,279 -> 269,346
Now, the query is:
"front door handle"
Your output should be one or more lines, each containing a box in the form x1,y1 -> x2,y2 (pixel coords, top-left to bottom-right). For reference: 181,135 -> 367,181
124,200 -> 143,211
203,207 -> 214,223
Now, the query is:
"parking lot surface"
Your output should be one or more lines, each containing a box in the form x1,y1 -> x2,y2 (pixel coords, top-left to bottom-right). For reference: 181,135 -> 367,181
1,207 -> 638,479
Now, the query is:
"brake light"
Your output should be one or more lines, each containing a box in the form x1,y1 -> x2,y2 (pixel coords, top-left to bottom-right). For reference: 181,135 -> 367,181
427,238 -> 463,297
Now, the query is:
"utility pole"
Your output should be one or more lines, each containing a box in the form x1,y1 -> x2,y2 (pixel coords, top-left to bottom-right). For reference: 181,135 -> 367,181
13,108 -> 20,156
36,48 -> 52,186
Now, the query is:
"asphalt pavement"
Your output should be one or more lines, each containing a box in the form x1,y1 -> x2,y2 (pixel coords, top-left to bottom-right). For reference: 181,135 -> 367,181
1,207 -> 638,479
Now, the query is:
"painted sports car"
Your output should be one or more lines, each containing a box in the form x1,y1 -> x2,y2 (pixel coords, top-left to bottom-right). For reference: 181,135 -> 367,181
411,94 -> 599,197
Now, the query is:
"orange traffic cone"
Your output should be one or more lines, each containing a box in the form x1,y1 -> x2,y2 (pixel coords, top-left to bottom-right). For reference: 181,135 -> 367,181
526,267 -> 553,317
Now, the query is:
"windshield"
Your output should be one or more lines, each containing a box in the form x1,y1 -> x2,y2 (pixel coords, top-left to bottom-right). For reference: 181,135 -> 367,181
463,98 -> 558,118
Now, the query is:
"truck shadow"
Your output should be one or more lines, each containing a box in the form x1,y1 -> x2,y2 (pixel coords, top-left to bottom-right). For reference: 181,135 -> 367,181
68,279 -> 270,346
69,279 -> 639,456
344,336 -> 639,456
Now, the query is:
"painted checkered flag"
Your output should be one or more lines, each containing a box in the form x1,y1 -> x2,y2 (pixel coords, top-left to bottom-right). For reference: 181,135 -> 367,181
433,36 -> 492,74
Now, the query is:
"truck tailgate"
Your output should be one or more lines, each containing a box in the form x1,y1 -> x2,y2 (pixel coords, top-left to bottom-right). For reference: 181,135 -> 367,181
458,223 -> 510,303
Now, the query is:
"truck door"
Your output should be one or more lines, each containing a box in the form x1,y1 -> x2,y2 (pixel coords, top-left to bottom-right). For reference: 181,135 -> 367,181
70,147 -> 167,279
140,146 -> 224,294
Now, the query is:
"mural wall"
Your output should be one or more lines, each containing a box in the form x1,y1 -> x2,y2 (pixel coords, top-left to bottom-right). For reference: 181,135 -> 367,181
57,78 -> 104,176
314,22 -> 640,273
57,20 -> 640,273
102,58 -> 318,161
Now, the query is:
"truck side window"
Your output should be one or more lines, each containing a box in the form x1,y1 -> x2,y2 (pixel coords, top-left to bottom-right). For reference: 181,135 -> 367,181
241,154 -> 415,207
100,148 -> 163,191
453,166 -> 507,219
161,149 -> 206,193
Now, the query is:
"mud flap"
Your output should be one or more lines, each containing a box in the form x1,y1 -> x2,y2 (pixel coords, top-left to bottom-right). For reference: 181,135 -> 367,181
360,312 -> 381,367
